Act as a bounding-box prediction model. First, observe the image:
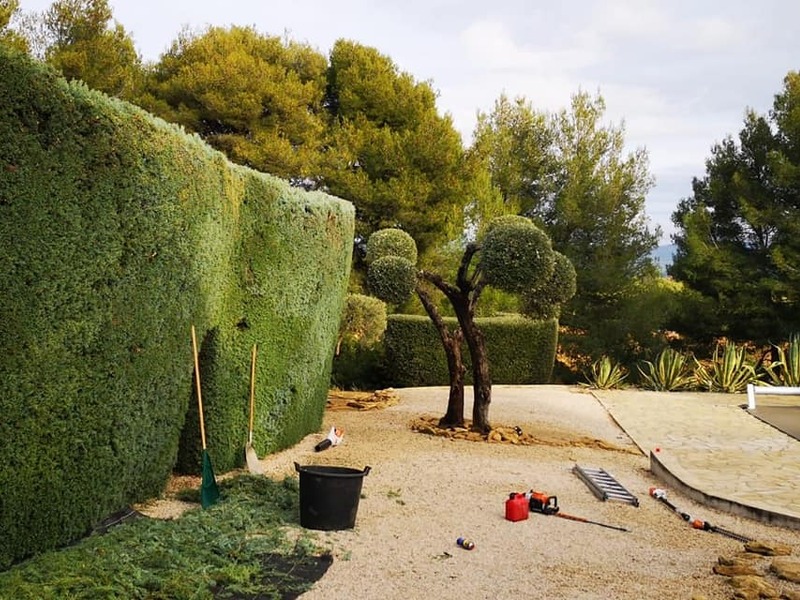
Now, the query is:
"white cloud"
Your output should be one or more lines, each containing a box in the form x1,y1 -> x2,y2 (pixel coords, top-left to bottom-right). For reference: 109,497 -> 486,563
459,18 -> 601,73
586,0 -> 670,39
460,19 -> 538,70
678,16 -> 745,52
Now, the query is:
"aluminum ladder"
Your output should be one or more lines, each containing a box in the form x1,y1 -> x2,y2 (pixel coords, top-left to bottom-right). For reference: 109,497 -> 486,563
573,464 -> 639,506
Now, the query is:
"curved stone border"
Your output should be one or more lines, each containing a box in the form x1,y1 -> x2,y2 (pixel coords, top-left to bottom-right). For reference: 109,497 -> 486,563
649,450 -> 800,531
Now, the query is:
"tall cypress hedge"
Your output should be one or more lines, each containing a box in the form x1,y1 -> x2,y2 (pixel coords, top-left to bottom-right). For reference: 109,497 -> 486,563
0,46 -> 353,568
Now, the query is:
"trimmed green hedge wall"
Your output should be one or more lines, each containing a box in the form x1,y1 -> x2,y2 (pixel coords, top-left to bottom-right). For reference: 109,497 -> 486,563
0,47 -> 353,568
384,314 -> 558,386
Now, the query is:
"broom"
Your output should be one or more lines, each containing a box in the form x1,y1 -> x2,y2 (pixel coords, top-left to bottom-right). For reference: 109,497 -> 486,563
245,343 -> 263,474
191,325 -> 220,508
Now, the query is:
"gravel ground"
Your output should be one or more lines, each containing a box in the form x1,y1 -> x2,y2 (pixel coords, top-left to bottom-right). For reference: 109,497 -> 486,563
142,385 -> 800,599
256,386 -> 800,600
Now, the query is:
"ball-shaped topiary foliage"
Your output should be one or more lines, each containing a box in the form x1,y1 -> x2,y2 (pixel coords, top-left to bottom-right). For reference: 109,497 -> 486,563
338,293 -> 388,348
365,228 -> 418,265
522,251 -> 577,319
367,255 -> 417,305
480,217 -> 555,294
544,251 -> 577,304
483,214 -> 534,236
520,295 -> 560,320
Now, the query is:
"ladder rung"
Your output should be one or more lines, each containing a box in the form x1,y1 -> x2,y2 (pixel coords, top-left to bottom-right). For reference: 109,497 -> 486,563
573,464 -> 639,506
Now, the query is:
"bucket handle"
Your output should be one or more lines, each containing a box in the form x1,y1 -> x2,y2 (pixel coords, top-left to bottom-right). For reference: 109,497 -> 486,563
295,462 -> 371,476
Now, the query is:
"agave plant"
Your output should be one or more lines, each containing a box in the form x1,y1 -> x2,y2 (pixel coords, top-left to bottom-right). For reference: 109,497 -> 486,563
762,333 -> 800,387
582,356 -> 628,390
637,348 -> 695,391
694,342 -> 761,393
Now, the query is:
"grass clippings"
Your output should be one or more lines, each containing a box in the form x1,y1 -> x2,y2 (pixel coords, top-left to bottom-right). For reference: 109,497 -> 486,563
0,475 -> 330,600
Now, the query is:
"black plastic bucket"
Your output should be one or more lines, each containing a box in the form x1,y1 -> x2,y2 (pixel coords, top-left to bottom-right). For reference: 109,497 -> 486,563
295,462 -> 371,530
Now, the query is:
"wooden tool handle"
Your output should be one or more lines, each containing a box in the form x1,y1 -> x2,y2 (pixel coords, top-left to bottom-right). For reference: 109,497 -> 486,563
249,344 -> 257,435
191,325 -> 207,450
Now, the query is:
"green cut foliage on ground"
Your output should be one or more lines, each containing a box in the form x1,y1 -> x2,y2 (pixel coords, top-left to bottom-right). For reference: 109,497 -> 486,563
0,475 -> 331,600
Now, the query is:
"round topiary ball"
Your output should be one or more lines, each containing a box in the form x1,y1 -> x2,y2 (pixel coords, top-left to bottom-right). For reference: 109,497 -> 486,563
367,255 -> 417,305
365,228 -> 418,265
521,252 -> 576,319
339,293 -> 388,347
520,295 -> 560,320
483,214 -> 534,236
480,218 -> 555,293
547,251 -> 577,304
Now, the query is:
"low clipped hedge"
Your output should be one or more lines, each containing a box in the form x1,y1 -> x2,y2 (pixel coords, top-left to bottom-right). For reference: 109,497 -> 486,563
0,47 -> 353,568
331,339 -> 387,391
384,314 -> 558,386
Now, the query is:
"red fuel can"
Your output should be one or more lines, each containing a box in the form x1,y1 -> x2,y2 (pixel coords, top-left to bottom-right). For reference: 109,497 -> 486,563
505,492 -> 529,522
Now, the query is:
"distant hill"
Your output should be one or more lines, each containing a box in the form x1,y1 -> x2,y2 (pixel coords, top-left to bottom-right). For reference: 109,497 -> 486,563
651,244 -> 676,275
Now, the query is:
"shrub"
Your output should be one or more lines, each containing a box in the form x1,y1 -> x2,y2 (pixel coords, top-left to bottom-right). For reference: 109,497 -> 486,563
364,228 -> 417,265
637,348 -> 696,391
763,333 -> 800,387
383,314 -> 558,386
694,342 -> 761,393
481,219 -> 555,293
522,251 -> 577,320
367,256 -> 417,305
582,356 -> 628,390
0,47 -> 353,568
559,276 -> 684,369
332,295 -> 388,391
337,294 -> 387,354
331,338 -> 387,391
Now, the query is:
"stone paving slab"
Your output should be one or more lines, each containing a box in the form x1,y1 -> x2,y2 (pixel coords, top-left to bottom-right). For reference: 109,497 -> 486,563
592,389 -> 800,529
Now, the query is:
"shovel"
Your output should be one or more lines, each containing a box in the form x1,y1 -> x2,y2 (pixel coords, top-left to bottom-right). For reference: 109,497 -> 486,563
245,343 -> 263,474
191,325 -> 220,508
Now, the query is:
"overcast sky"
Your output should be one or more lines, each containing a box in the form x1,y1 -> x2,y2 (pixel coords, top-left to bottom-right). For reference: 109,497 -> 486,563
16,0 -> 800,243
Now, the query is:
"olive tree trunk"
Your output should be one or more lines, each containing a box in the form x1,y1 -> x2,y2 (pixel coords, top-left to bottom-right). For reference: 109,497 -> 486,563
416,286 -> 465,427
420,253 -> 493,433
451,294 -> 492,433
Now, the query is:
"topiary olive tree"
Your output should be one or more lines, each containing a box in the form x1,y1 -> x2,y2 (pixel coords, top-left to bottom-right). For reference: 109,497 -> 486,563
367,217 -> 576,432
366,228 -> 467,425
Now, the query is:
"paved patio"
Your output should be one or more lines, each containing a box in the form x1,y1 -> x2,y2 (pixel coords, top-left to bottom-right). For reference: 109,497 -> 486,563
592,389 -> 800,529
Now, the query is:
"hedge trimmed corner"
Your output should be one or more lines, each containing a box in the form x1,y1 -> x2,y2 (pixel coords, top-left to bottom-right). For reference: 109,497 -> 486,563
174,175 -> 354,475
384,314 -> 558,386
0,46 -> 353,568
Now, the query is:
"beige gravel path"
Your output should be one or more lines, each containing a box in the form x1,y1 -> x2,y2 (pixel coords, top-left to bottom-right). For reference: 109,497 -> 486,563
248,385 -> 800,600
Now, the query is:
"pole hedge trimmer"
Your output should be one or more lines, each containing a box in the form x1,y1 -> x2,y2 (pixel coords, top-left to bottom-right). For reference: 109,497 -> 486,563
649,487 -> 751,543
